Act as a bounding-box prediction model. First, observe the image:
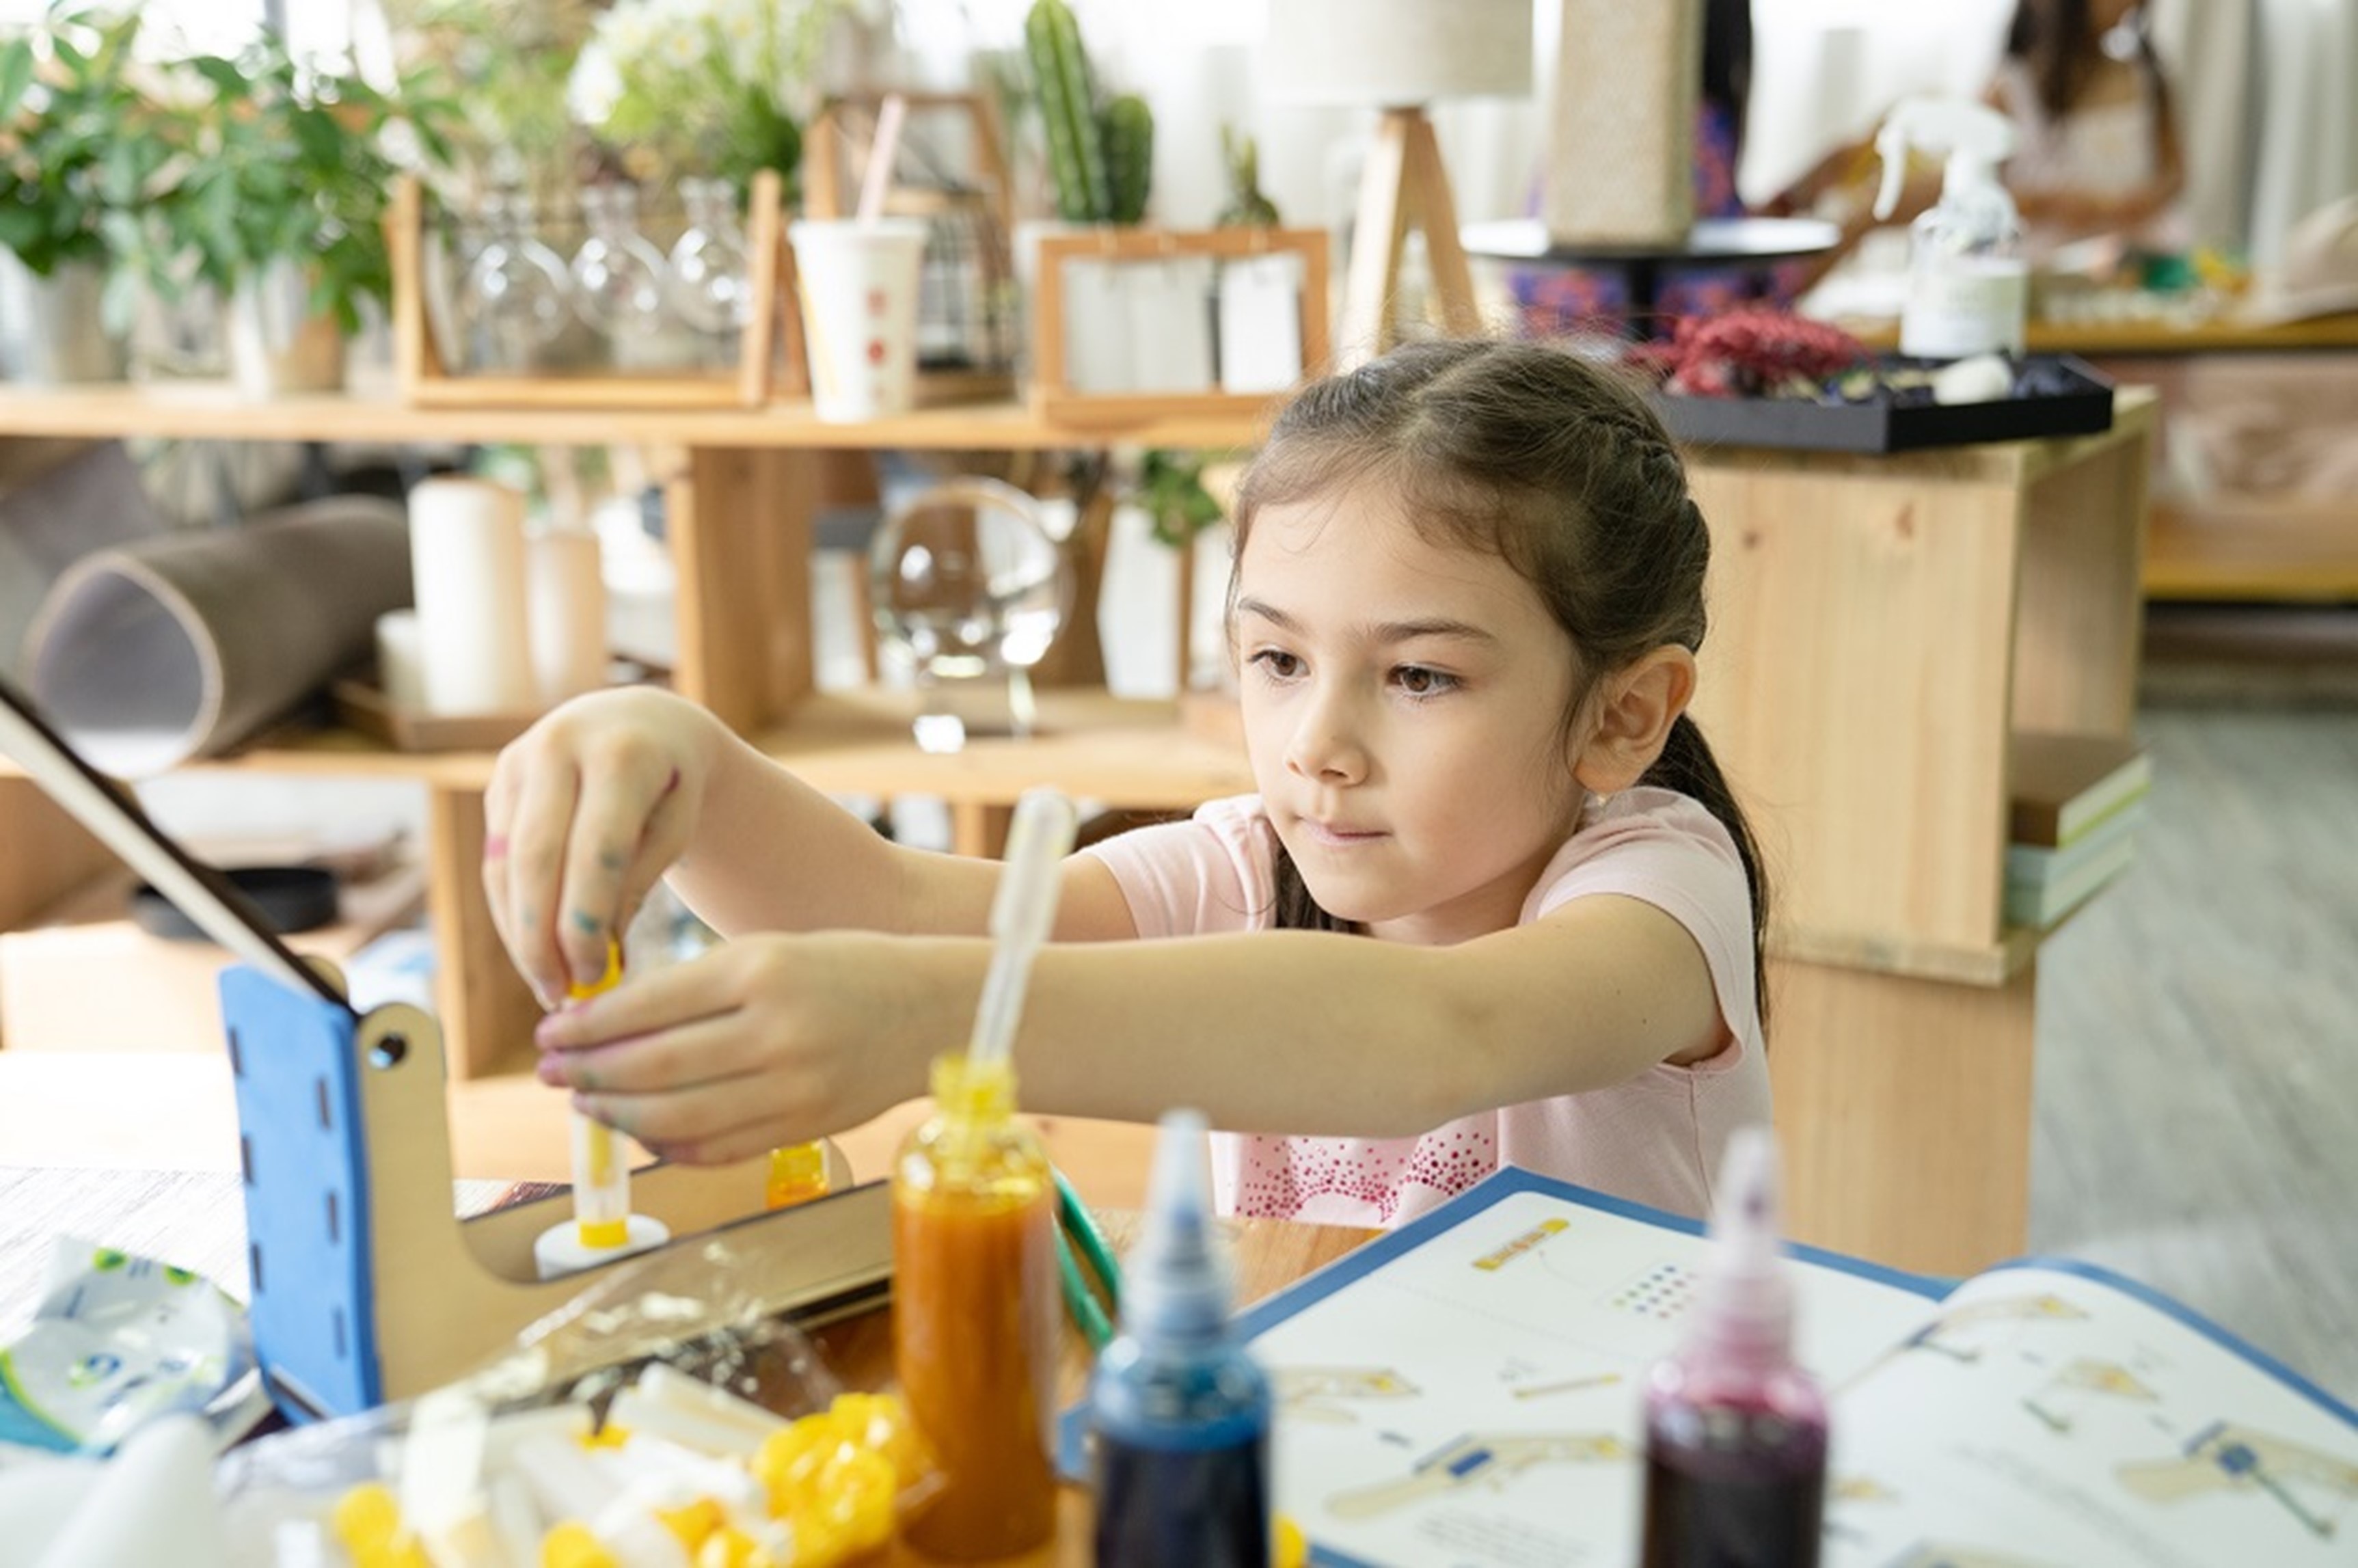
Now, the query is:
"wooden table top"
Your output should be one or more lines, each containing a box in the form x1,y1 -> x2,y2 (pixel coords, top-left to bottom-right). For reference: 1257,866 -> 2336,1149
0,1165 -> 1373,1567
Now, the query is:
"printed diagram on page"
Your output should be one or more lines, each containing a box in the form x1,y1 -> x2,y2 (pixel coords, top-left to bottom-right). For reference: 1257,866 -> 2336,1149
1273,1366 -> 1419,1425
1247,1190 -> 1930,1566
2117,1420 -> 2358,1541
1829,1267 -> 2358,1567
1325,1431 -> 1627,1521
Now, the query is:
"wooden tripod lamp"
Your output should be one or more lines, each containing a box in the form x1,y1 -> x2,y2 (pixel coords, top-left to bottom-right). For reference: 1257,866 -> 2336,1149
1266,0 -> 1532,365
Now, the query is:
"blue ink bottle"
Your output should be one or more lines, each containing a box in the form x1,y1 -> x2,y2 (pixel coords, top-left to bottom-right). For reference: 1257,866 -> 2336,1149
1089,1109 -> 1271,1567
1640,1126 -> 1829,1568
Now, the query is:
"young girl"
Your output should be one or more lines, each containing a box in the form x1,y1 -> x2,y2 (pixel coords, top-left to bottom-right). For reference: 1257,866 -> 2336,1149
488,339 -> 1772,1227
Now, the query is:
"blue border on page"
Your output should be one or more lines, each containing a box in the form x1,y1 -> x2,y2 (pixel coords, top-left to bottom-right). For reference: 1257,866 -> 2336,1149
1232,1165 -> 1945,1351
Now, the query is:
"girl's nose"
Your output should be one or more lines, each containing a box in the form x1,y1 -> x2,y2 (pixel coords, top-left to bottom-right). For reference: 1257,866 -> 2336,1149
1285,694 -> 1369,785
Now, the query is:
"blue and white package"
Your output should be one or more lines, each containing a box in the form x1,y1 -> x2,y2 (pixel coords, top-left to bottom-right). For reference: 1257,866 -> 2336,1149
0,1238 -> 265,1455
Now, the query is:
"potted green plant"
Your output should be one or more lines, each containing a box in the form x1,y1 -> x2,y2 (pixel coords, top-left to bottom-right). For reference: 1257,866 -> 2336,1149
571,0 -> 843,195
133,33 -> 454,396
0,5 -> 167,382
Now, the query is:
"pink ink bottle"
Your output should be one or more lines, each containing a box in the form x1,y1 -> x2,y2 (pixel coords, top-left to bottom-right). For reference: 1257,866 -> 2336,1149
1640,1126 -> 1829,1568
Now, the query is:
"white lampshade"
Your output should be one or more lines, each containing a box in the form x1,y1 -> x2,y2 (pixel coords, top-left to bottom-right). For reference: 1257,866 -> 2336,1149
1265,0 -> 1533,107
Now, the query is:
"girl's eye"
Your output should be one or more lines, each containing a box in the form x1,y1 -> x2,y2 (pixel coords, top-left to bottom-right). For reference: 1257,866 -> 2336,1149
1394,665 -> 1459,698
1249,649 -> 1303,679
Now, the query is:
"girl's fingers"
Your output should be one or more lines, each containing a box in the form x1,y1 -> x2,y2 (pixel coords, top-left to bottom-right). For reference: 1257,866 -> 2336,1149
480,753 -> 521,979
501,745 -> 585,1009
537,1000 -> 772,1096
553,742 -> 675,988
610,766 -> 696,957
631,1120 -> 796,1170
573,1083 -> 811,1165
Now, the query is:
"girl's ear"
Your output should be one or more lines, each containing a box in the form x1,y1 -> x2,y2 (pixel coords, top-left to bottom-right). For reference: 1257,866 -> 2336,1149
1571,646 -> 1698,794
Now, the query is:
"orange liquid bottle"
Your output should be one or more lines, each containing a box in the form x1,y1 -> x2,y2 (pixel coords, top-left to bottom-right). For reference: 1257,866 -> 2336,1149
892,1051 -> 1060,1559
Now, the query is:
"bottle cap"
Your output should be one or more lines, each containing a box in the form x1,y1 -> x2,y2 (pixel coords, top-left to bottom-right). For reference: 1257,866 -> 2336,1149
1873,97 -> 2018,220
1690,1125 -> 1794,1363
1122,1109 -> 1230,1344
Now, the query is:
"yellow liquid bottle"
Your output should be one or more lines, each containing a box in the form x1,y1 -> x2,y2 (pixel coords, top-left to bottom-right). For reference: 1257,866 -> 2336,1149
765,1141 -> 830,1208
891,1053 -> 1059,1560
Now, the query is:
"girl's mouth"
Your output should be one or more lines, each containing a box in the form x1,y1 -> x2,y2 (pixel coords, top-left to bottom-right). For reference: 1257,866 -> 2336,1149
1300,819 -> 1385,849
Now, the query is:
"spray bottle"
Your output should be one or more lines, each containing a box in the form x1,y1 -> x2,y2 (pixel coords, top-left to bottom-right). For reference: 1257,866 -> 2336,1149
1089,1109 -> 1271,1567
1875,97 -> 2028,360
1640,1126 -> 1828,1568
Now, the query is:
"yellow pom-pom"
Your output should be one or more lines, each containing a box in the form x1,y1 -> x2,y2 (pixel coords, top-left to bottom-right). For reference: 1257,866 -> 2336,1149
541,1520 -> 619,1568
331,1483 -> 401,1549
700,1523 -> 781,1568
822,1446 -> 895,1548
655,1496 -> 729,1553
783,1508 -> 850,1568
330,1483 -> 432,1567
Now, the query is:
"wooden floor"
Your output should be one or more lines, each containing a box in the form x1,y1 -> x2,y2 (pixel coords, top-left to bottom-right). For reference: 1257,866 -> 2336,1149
2029,604 -> 2358,1406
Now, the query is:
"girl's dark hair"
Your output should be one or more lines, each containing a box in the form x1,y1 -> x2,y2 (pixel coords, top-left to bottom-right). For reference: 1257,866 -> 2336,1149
2007,0 -> 2167,119
1230,338 -> 1771,1015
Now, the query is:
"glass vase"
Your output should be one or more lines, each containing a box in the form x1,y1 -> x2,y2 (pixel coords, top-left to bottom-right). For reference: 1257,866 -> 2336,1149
668,177 -> 752,363
569,184 -> 669,351
457,191 -> 569,374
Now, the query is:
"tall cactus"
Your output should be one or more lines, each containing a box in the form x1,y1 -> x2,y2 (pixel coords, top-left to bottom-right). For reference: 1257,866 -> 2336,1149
1025,0 -> 1113,223
1101,92 -> 1153,224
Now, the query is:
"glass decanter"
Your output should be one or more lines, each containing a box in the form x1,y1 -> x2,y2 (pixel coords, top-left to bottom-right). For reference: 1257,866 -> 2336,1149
457,190 -> 569,373
569,184 -> 669,345
868,476 -> 1070,751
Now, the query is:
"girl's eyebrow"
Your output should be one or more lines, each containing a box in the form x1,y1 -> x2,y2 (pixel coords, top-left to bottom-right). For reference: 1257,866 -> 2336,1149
1372,617 -> 1498,647
1234,596 -> 1497,647
1233,595 -> 1297,630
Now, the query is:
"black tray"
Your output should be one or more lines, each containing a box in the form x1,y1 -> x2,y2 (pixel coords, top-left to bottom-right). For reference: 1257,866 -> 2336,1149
1652,353 -> 2114,454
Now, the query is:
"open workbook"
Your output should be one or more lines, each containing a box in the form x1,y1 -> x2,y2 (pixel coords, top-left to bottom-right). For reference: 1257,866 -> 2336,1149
1067,1167 -> 2358,1568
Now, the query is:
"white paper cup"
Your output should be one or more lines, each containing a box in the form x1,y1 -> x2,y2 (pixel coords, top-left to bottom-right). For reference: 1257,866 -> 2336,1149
789,217 -> 928,422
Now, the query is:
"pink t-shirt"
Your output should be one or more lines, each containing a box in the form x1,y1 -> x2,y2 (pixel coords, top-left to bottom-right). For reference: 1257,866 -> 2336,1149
1081,789 -> 1770,1227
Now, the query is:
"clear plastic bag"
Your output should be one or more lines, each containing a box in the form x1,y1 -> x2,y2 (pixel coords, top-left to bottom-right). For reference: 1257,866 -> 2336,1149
217,1230 -> 936,1567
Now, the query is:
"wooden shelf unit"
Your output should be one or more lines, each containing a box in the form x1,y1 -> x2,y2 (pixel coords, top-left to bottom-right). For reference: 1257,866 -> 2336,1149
0,382 -> 2155,1276
1684,391 -> 2155,1271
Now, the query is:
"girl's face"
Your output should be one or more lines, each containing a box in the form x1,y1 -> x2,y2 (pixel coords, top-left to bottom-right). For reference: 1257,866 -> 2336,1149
1234,481 -> 1587,946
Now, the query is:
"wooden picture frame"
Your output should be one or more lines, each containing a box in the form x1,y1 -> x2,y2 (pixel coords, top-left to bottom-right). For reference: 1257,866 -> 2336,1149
386,171 -> 798,409
1029,226 -> 1330,429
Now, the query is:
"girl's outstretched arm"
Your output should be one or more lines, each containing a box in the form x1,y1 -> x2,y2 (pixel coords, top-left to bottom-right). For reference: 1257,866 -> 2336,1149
532,870 -> 1725,1166
483,689 -> 1131,1005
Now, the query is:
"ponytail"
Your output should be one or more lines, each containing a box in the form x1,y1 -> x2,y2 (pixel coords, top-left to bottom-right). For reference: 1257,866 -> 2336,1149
1640,713 -> 1770,1025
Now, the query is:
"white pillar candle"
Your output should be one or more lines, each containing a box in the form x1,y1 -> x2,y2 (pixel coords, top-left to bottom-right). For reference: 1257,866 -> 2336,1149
526,527 -> 609,707
406,476 -> 534,715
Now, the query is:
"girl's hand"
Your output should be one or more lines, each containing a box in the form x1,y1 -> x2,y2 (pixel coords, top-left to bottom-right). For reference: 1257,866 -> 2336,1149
483,688 -> 728,1007
530,931 -> 955,1165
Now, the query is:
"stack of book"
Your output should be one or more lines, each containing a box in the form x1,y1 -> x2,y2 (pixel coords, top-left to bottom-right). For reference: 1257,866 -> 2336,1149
2005,731 -> 2152,928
